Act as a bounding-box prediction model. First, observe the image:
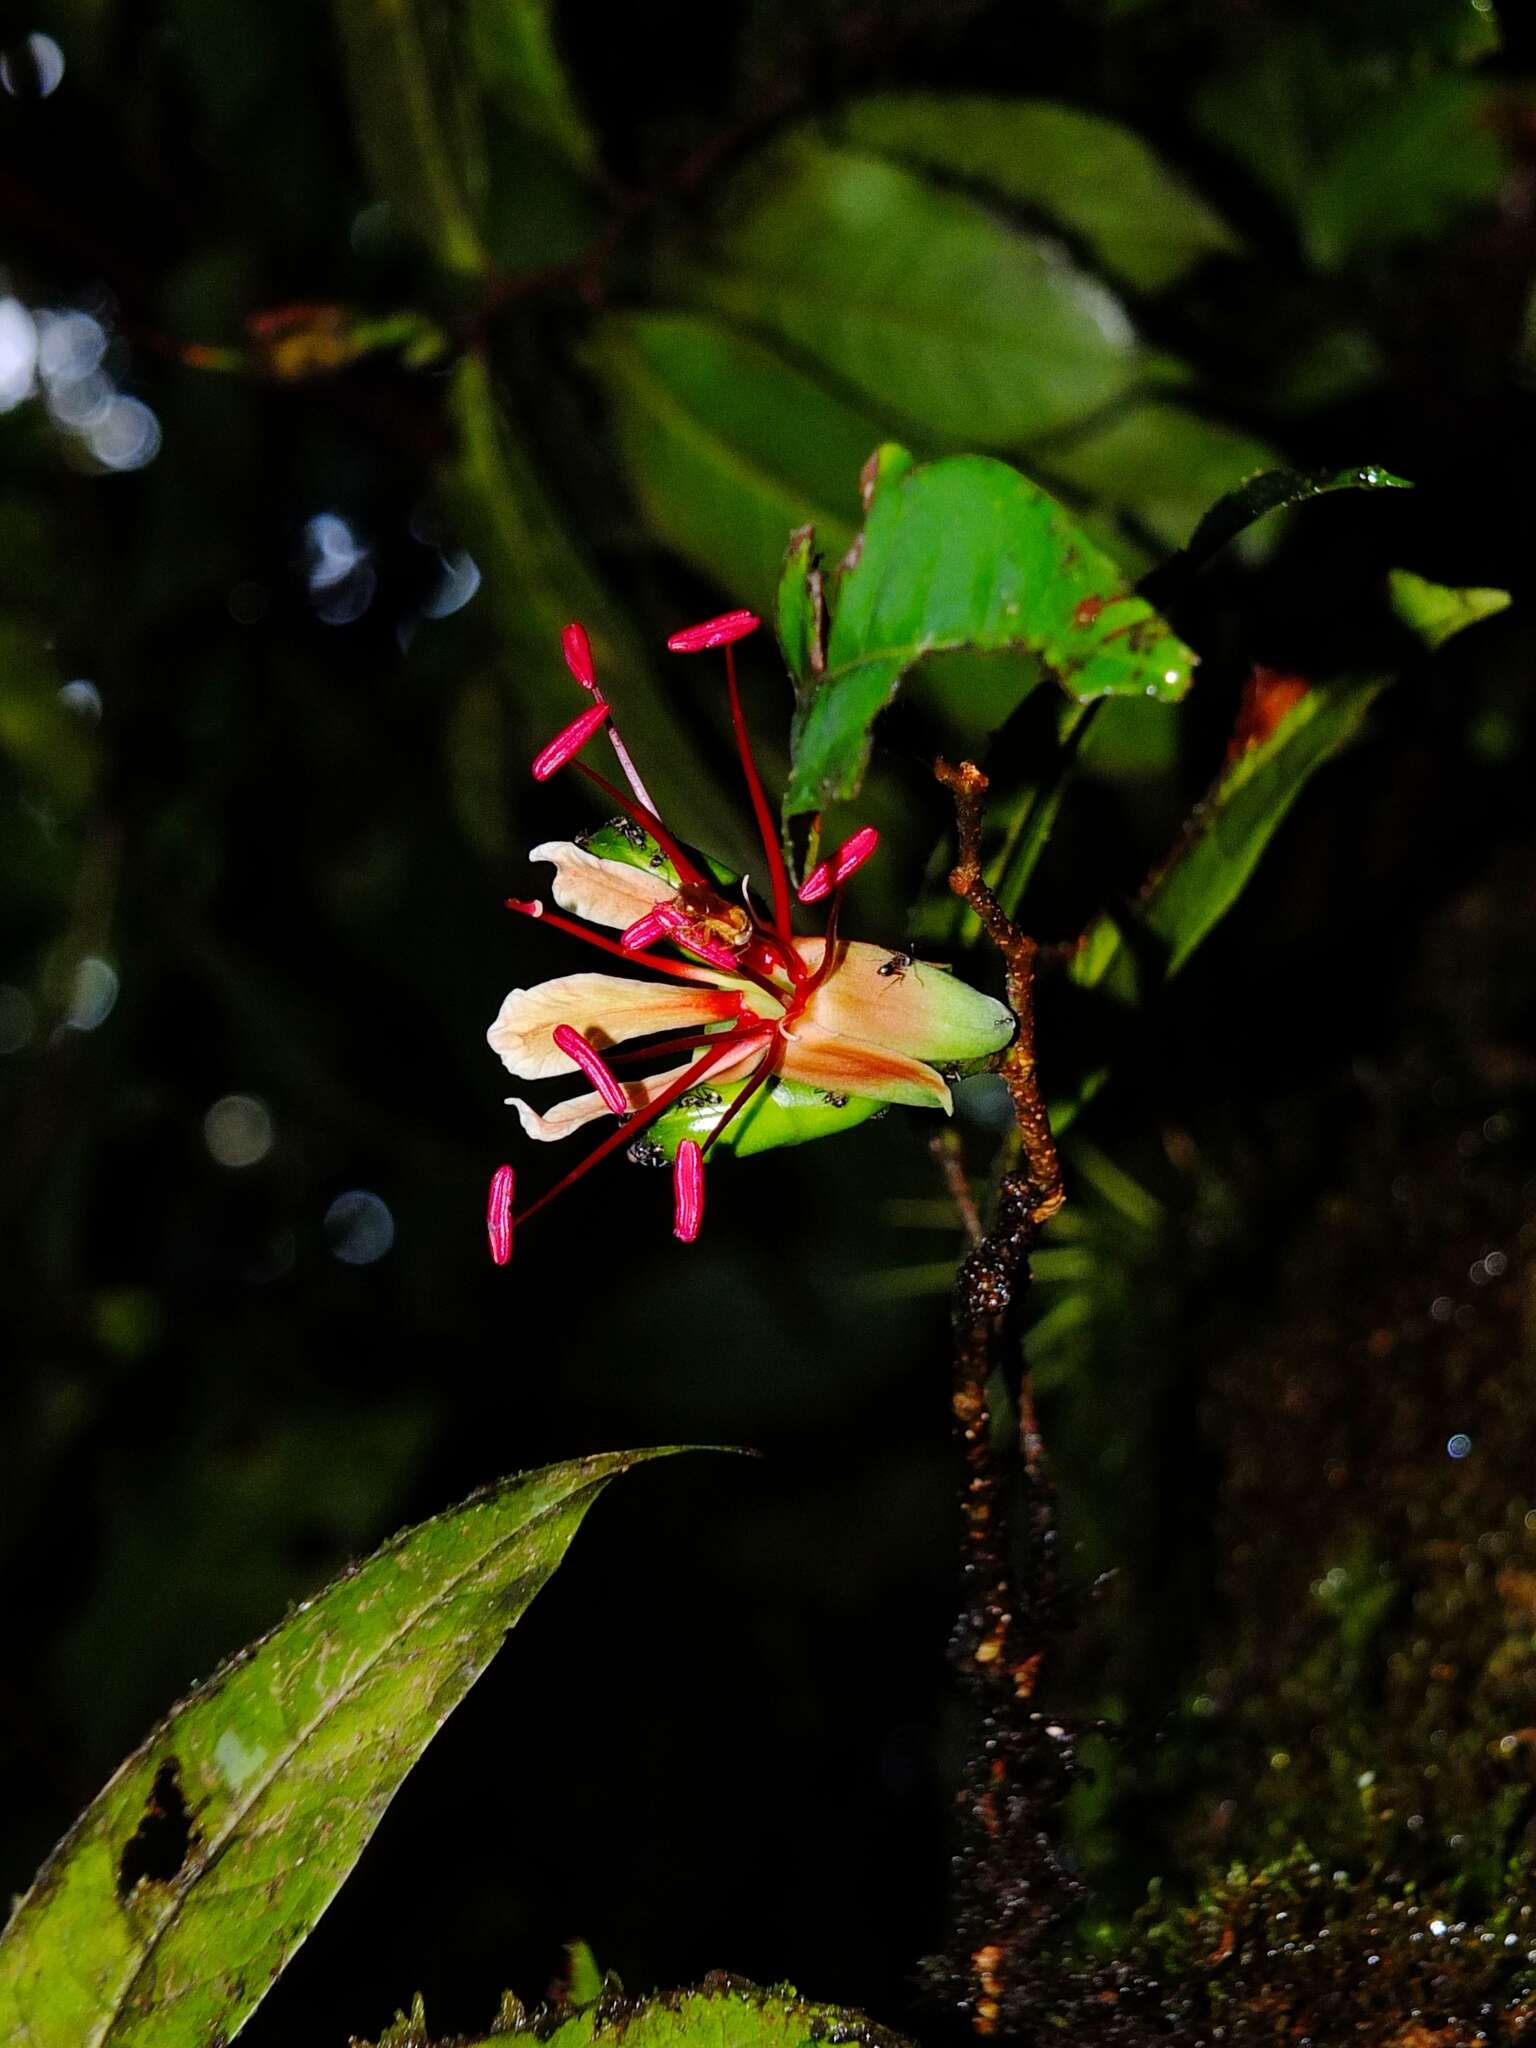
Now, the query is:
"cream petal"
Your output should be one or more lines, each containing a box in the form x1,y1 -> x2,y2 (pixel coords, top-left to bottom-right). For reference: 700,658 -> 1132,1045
529,839 -> 674,930
506,1045 -> 763,1142
796,939 -> 1014,1064
778,1017 -> 953,1112
487,972 -> 740,1080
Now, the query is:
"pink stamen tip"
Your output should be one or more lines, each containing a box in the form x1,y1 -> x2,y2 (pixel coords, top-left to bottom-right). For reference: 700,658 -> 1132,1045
621,903 -> 688,951
797,824 -> 879,903
672,1139 -> 705,1243
532,700 -> 610,781
551,1024 -> 629,1117
505,897 -> 545,917
681,931 -> 752,974
487,1164 -> 515,1266
666,610 -> 761,653
561,621 -> 597,691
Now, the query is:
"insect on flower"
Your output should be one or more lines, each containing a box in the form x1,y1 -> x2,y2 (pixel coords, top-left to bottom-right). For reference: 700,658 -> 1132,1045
485,612 -> 1015,1259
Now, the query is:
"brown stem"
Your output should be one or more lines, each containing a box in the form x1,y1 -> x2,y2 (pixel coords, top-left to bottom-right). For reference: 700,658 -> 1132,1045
933,757 -> 1081,2040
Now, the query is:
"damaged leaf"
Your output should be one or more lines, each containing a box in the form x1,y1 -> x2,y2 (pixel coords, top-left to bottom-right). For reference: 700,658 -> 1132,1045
780,448 -> 1196,820
0,1453 -> 665,2047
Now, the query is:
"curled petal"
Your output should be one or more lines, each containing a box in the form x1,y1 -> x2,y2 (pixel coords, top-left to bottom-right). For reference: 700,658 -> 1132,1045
797,939 -> 1015,1066
486,1163 -> 515,1265
551,1024 -> 629,1116
777,1017 -> 953,1112
531,840 -> 672,931
506,1046 -> 763,1142
665,610 -> 760,653
672,1140 -> 705,1242
561,620 -> 597,690
532,701 -> 609,781
488,972 -> 741,1080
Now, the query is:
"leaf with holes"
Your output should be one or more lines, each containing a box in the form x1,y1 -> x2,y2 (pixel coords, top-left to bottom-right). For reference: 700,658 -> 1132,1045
779,447 -> 1196,821
0,1452 -> 669,2047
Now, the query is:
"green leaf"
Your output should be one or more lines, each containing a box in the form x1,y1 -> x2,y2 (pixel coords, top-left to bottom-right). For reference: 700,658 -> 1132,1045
443,354 -> 739,854
1072,675 -> 1388,1002
841,94 -> 1240,292
400,1978 -> 914,2048
1302,73 -> 1504,268
780,449 -> 1197,820
1040,401 -> 1282,557
0,1453 -> 665,2047
644,1073 -> 888,1163
468,0 -> 598,178
1388,567 -> 1512,650
333,0 -> 488,279
581,313 -> 877,605
1143,463 -> 1413,597
684,136 -> 1141,443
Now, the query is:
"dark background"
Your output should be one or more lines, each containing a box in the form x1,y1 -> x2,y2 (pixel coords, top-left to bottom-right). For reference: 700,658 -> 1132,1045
2,2 -> 1534,2041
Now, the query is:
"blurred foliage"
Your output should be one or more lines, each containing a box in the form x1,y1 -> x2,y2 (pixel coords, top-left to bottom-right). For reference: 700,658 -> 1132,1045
2,0 -> 1536,2040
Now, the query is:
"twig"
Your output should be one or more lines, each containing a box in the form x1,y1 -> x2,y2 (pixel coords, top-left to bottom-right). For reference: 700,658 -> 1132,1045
933,757 -> 1081,2040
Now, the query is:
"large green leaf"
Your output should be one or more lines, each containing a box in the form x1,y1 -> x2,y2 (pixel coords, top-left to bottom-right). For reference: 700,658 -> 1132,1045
0,1453 -> 664,2047
1072,675 -> 1388,1002
684,136 -> 1141,444
582,313 -> 878,606
415,1978 -> 913,2048
780,449 -> 1196,819
841,94 -> 1240,292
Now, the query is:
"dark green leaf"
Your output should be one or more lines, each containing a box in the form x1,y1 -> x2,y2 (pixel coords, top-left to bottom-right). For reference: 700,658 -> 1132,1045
581,313 -> 877,605
1303,74 -> 1504,268
1388,567 -> 1512,649
841,94 -> 1240,291
1144,463 -> 1413,597
1072,675 -> 1388,1002
1040,401 -> 1281,556
333,0 -> 488,278
468,0 -> 599,178
780,449 -> 1196,820
684,136 -> 1141,443
0,1454 -> 663,2048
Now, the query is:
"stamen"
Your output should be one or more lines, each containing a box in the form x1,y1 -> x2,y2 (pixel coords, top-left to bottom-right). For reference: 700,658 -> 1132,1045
665,610 -> 760,653
532,700 -> 610,781
797,824 -> 879,903
672,1140 -> 705,1242
551,1025 -> 629,1117
621,903 -> 689,951
721,642 -> 794,942
561,621 -> 597,690
606,1021 -> 768,1066
513,1034 -> 748,1228
503,899 -> 725,982
486,1163 -> 515,1265
574,761 -> 706,887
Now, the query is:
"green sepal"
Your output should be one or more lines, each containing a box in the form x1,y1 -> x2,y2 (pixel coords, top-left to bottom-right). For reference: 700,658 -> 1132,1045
577,818 -> 739,893
636,1073 -> 888,1163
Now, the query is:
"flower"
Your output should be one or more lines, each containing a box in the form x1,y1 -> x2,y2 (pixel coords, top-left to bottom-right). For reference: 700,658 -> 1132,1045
487,611 -> 1014,1255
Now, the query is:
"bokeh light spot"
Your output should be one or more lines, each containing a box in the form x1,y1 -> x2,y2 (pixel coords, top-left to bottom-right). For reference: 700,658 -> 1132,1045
0,33 -> 65,99
65,956 -> 118,1032
324,1189 -> 394,1265
204,1094 -> 275,1169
